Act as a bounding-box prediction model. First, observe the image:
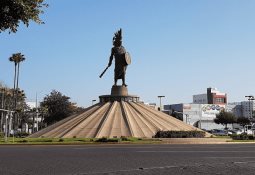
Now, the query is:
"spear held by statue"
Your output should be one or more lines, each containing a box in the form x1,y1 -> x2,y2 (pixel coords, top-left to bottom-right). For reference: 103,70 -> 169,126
99,66 -> 109,78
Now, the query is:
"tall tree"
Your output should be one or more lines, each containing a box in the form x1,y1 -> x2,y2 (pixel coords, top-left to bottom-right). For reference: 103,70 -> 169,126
0,83 -> 26,134
9,53 -> 25,110
41,90 -> 76,125
0,0 -> 48,33
9,53 -> 25,130
214,111 -> 237,129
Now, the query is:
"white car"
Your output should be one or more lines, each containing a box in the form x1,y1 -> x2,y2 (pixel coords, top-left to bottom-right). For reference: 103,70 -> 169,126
236,125 -> 255,135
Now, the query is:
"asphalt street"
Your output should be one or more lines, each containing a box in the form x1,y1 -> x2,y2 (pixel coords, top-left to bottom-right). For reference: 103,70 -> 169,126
1,144 -> 255,175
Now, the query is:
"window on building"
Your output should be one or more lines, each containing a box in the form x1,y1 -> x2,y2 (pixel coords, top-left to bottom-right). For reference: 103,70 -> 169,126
215,98 -> 225,103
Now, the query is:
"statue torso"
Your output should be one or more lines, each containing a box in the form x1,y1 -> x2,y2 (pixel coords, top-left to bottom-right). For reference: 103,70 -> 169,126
112,46 -> 126,66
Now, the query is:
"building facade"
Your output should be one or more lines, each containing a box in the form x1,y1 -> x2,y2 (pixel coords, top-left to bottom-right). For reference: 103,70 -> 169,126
225,102 -> 242,118
241,101 -> 255,118
164,103 -> 226,130
193,87 -> 227,105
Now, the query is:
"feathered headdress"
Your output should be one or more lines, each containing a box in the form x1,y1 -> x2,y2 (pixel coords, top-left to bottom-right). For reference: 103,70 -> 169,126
113,28 -> 122,46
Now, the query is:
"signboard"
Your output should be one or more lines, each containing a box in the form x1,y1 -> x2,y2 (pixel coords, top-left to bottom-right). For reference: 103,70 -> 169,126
201,104 -> 225,119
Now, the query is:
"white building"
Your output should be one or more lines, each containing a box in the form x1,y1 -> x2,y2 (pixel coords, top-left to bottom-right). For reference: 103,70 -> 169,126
193,94 -> 208,104
193,87 -> 227,105
144,103 -> 158,110
241,101 -> 255,118
225,102 -> 242,118
26,101 -> 36,109
226,101 -> 255,118
164,103 -> 226,130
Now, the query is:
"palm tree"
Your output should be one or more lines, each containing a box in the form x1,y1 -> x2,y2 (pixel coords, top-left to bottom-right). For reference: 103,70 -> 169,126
9,53 -> 26,129
9,53 -> 25,107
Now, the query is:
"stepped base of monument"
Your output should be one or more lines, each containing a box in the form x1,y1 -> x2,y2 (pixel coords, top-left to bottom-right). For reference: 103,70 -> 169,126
99,85 -> 139,102
99,95 -> 139,103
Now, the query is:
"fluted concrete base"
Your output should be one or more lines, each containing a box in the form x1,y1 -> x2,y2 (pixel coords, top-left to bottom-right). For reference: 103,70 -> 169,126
28,101 -> 208,138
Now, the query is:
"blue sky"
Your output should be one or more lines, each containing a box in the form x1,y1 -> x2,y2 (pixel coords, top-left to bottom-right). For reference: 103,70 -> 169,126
1,0 -> 255,107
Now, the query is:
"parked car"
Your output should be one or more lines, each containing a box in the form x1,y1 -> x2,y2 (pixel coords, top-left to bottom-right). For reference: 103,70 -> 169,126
211,129 -> 228,136
234,125 -> 255,135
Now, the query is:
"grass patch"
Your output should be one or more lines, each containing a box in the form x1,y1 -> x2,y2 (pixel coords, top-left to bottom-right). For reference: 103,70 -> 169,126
228,140 -> 255,142
213,135 -> 231,139
0,137 -> 162,145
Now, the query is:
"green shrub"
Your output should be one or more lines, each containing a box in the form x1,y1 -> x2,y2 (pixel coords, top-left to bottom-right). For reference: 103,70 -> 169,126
248,135 -> 254,140
17,139 -> 28,143
120,136 -> 129,141
43,139 -> 53,142
58,138 -> 64,142
154,130 -> 205,138
0,132 -> 4,138
96,137 -> 119,142
231,133 -> 254,140
16,132 -> 29,138
31,138 -> 53,142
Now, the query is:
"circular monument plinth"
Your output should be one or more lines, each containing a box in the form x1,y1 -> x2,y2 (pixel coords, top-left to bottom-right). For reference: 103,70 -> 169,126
111,85 -> 128,96
99,85 -> 139,103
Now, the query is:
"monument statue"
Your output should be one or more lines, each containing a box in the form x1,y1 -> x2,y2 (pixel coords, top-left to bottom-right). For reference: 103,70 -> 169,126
99,29 -> 131,87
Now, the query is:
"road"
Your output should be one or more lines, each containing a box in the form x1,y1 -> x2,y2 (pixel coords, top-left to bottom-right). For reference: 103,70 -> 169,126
0,144 -> 255,175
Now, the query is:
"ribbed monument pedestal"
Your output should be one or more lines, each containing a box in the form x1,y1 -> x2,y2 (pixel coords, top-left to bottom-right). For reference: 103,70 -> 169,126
99,85 -> 139,103
29,86 -> 207,138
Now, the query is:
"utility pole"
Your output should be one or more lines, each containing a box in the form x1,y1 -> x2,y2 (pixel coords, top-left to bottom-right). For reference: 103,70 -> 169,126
0,88 -> 4,132
35,93 -> 38,132
5,112 -> 8,142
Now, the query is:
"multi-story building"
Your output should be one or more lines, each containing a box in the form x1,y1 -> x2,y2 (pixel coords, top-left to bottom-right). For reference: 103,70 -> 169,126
193,87 -> 227,105
164,88 -> 235,130
241,101 -> 255,118
225,102 -> 242,118
164,103 -> 226,130
226,101 -> 255,118
164,87 -> 255,130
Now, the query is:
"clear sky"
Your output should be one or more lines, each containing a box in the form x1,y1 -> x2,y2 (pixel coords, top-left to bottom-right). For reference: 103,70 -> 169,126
1,0 -> 255,107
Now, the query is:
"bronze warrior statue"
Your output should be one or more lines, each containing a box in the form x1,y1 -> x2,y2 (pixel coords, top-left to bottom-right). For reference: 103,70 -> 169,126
99,29 -> 131,86
100,29 -> 131,86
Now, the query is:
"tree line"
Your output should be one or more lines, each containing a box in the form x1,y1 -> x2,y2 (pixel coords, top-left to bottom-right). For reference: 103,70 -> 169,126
214,110 -> 253,130
1,83 -> 85,135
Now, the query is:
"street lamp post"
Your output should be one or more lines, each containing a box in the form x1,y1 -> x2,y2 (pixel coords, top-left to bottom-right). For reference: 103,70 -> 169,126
0,88 -> 5,132
34,91 -> 43,133
5,112 -> 8,142
35,92 -> 39,132
245,95 -> 255,119
158,96 -> 165,111
185,114 -> 190,124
